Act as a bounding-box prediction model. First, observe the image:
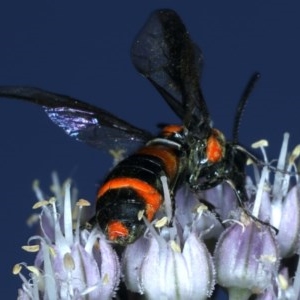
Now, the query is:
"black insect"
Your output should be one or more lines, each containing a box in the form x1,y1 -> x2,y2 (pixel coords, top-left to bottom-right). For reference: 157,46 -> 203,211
0,9 -> 262,244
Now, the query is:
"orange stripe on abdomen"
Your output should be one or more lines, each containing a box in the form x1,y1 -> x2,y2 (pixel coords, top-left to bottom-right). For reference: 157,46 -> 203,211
97,177 -> 163,221
137,145 -> 179,181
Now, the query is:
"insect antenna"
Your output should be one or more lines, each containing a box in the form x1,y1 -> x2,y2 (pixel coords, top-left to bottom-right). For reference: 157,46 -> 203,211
229,73 -> 280,233
233,74 -> 298,176
232,72 -> 261,144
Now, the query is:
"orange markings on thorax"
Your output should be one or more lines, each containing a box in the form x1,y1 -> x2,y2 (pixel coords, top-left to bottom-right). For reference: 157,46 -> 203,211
161,124 -> 183,136
206,129 -> 225,163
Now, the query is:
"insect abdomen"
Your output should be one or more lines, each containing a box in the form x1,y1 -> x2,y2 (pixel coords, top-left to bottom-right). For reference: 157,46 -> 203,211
96,144 -> 181,244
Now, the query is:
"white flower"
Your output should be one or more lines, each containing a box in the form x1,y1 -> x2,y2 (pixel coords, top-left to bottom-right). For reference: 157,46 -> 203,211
14,174 -> 120,300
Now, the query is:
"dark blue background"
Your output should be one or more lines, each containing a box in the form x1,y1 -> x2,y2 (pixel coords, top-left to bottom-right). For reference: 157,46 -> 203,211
1,1 -> 299,298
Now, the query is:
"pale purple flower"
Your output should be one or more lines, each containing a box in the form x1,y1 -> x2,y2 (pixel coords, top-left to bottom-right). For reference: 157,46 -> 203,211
13,133 -> 300,299
14,174 -> 120,299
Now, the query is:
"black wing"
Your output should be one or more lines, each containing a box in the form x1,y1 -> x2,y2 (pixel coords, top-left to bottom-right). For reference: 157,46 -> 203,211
0,86 -> 152,151
131,9 -> 211,135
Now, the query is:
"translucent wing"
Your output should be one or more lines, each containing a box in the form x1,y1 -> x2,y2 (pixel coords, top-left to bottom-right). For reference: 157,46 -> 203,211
131,9 -> 211,134
0,86 -> 152,152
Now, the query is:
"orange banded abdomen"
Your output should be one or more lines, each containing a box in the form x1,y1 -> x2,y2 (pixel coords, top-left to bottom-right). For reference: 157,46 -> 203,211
95,143 -> 181,244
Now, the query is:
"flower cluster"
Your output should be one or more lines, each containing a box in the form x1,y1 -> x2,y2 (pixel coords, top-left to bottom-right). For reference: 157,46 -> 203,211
14,175 -> 120,299
14,133 -> 300,299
